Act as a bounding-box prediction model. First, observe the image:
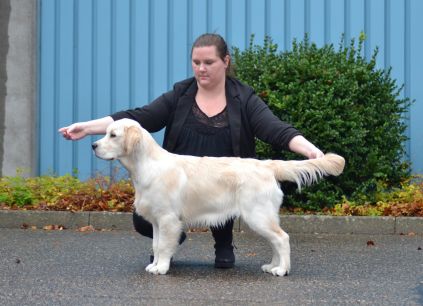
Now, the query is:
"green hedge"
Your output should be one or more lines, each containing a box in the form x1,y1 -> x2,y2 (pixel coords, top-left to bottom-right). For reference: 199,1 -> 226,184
232,35 -> 412,210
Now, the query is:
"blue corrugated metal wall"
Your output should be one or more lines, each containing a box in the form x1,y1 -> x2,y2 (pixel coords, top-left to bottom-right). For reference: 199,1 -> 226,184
38,0 -> 423,179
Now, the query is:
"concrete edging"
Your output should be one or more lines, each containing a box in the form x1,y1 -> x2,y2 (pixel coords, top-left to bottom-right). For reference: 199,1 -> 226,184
0,210 -> 134,231
0,210 -> 421,234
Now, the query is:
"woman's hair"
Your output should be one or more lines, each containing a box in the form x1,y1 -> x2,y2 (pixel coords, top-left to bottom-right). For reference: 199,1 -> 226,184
191,33 -> 229,60
191,33 -> 232,75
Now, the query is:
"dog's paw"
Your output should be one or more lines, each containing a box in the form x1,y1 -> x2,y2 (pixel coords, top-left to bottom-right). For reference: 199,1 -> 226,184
270,266 -> 289,277
261,264 -> 276,274
146,264 -> 169,275
281,256 -> 291,275
145,263 -> 156,273
262,263 -> 289,276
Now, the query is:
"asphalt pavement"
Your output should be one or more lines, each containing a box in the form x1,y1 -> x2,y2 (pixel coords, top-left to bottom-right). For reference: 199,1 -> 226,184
0,228 -> 422,305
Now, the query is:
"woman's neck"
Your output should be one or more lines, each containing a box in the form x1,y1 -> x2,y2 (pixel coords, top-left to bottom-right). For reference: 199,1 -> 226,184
196,78 -> 226,98
195,78 -> 227,117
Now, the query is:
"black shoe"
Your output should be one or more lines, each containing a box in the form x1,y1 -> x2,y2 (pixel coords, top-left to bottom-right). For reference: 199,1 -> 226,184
214,244 -> 235,269
149,232 -> 187,263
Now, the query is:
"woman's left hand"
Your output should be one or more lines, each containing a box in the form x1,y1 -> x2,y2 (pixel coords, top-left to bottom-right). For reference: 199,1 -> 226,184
306,147 -> 325,159
288,135 -> 325,159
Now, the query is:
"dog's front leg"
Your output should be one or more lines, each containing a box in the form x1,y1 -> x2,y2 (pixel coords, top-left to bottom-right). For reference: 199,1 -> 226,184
145,222 -> 160,272
145,215 -> 182,275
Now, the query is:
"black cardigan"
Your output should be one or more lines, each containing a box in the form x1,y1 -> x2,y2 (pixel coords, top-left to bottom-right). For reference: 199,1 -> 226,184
111,77 -> 301,158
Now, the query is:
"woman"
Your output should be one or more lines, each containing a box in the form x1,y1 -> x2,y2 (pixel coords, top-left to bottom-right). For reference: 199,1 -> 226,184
59,33 -> 324,269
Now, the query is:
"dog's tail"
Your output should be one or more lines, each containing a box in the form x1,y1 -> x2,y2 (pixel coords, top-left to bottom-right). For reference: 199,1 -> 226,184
267,153 -> 345,190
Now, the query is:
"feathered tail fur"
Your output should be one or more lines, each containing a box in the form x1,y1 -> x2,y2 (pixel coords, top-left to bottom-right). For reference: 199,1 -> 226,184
268,153 -> 345,190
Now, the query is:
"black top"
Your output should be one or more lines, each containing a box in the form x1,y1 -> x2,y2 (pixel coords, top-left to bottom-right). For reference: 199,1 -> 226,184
111,77 -> 301,158
173,102 -> 233,157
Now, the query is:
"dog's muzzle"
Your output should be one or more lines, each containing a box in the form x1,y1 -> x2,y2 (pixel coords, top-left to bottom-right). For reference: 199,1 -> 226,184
91,143 -> 98,151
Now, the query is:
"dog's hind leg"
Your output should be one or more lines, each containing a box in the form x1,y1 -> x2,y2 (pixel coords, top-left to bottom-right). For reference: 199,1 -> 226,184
262,243 -> 280,273
242,207 -> 290,276
145,214 -> 183,275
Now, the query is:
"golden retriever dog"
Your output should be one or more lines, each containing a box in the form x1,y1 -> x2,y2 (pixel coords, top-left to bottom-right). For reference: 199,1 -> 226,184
92,118 -> 345,276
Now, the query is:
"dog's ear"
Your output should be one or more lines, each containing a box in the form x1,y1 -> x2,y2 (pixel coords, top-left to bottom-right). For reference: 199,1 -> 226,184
124,126 -> 141,154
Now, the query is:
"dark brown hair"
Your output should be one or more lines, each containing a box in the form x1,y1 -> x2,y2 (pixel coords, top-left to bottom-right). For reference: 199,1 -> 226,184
191,33 -> 229,59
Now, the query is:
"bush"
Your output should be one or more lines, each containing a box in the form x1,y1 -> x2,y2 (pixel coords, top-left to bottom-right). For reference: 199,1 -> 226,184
2,172 -> 420,215
332,177 -> 423,216
0,173 -> 134,212
0,175 -> 36,207
232,34 -> 412,210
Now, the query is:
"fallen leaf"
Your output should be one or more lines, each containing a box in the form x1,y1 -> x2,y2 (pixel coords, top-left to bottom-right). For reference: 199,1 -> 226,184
78,225 -> 95,232
20,223 -> 29,229
418,247 -> 422,251
408,232 -> 416,236
367,240 -> 375,246
43,224 -> 66,231
246,252 -> 257,257
15,258 -> 21,264
188,228 -> 209,233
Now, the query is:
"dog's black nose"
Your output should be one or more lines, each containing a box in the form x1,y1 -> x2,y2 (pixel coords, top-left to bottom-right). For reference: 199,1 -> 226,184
92,143 -> 98,150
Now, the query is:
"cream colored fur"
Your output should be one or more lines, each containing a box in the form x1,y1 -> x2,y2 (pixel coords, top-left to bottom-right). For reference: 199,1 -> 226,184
93,118 -> 345,276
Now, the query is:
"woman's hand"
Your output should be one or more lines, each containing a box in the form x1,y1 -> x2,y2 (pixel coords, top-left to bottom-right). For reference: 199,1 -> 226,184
288,135 -> 324,159
58,123 -> 90,140
58,116 -> 114,141
306,147 -> 325,159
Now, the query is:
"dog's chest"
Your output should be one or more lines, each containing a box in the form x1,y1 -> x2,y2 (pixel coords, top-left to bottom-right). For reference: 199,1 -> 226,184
134,198 -> 154,219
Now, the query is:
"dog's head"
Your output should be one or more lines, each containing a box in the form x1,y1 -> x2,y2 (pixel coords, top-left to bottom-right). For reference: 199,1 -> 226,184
92,119 -> 142,161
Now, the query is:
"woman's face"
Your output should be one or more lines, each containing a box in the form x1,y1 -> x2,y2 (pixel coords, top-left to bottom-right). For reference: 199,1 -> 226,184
192,46 -> 229,89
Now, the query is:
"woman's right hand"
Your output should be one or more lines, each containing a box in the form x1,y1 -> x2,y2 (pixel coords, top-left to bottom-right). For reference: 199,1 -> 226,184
58,116 -> 114,141
58,122 -> 90,141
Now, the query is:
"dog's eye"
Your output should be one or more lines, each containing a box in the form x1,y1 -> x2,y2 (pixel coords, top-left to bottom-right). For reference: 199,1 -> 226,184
110,133 -> 116,138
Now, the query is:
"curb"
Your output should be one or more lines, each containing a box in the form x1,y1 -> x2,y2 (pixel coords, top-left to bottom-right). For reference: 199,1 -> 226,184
0,211 -> 134,231
241,215 -> 423,235
0,210 -> 422,234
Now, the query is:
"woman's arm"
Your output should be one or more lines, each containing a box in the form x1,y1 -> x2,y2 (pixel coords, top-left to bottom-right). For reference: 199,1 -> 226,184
246,94 -> 324,159
111,90 -> 176,133
58,116 -> 114,140
59,89 -> 176,141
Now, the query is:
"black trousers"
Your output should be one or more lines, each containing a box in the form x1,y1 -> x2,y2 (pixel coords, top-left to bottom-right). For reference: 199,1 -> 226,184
132,212 -> 234,246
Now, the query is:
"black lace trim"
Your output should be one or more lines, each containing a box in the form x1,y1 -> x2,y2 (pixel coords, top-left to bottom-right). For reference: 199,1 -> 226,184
192,102 -> 229,128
